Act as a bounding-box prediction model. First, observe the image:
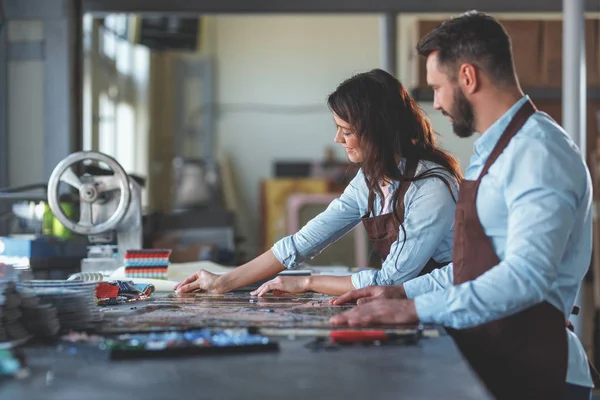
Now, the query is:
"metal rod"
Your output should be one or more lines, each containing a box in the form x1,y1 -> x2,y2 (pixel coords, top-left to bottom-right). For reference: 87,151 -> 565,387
563,0 -> 586,337
0,193 -> 48,201
0,21 -> 7,235
380,13 -> 397,77
44,17 -> 75,180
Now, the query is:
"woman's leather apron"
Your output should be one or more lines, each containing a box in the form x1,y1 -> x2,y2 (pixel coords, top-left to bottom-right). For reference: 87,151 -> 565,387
361,159 -> 446,276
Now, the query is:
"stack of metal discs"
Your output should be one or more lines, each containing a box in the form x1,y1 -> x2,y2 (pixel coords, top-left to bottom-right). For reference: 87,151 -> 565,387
0,282 -> 30,345
16,287 -> 60,338
17,281 -> 100,333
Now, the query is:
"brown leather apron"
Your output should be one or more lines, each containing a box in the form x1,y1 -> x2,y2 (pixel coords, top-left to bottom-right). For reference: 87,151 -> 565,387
361,158 -> 446,276
448,100 -> 568,399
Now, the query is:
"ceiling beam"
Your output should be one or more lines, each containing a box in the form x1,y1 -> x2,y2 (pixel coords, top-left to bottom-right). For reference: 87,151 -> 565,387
83,0 -> 600,14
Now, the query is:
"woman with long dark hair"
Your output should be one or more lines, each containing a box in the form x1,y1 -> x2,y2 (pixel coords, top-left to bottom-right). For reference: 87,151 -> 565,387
174,69 -> 462,296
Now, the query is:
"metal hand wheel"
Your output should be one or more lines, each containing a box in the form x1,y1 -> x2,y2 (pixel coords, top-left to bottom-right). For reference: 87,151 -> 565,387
47,151 -> 131,235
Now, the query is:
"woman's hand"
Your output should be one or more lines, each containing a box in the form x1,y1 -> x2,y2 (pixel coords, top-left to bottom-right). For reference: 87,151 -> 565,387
250,276 -> 311,297
173,270 -> 221,293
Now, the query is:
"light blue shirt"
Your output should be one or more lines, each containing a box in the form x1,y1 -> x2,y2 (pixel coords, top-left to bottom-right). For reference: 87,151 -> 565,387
404,96 -> 593,387
271,160 -> 458,289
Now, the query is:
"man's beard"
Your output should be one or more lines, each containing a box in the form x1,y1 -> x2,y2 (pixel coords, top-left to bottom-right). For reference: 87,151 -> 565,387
447,87 -> 476,138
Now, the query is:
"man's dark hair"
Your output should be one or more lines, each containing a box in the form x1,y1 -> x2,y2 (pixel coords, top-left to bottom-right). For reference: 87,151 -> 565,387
416,10 -> 517,85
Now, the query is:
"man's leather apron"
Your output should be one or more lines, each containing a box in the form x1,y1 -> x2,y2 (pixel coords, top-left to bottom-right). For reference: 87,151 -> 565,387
448,100 -> 568,399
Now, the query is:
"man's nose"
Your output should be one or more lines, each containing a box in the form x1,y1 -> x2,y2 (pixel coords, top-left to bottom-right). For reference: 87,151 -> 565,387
433,95 -> 442,111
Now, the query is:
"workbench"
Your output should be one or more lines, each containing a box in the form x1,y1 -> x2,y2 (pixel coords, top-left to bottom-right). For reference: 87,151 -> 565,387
0,288 -> 493,399
1,332 -> 492,399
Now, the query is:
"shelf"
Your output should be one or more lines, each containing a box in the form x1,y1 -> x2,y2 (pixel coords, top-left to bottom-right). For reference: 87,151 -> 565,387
411,87 -> 600,102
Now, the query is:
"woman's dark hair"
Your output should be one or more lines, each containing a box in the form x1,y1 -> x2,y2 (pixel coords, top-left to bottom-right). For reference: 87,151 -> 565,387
327,68 -> 462,257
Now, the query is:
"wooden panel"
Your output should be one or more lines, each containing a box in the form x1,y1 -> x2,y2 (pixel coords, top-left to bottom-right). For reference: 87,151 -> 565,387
499,20 -> 543,87
413,20 -> 443,89
412,19 -> 545,88
586,20 -> 599,86
541,19 -> 599,88
589,101 -> 600,165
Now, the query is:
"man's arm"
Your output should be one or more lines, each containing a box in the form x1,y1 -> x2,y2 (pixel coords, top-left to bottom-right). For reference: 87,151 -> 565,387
403,262 -> 454,298
330,263 -> 454,305
413,135 -> 586,329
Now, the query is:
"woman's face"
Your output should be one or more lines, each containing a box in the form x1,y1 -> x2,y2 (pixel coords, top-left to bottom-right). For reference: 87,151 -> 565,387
333,113 -> 362,163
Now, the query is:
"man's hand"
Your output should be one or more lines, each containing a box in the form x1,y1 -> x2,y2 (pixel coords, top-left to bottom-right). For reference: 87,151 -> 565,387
329,285 -> 406,305
250,276 -> 310,297
173,269 -> 221,293
330,299 -> 418,326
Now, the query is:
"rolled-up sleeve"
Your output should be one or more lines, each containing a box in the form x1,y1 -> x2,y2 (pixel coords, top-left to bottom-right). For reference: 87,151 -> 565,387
271,172 -> 364,269
351,176 -> 457,288
403,262 -> 454,298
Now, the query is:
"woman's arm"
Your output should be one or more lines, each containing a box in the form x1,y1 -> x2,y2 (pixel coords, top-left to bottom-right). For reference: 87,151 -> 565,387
250,275 -> 355,297
271,172 -> 364,269
176,172 -> 366,294
175,250 -> 285,293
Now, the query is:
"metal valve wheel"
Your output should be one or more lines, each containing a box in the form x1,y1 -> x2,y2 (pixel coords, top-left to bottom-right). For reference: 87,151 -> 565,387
47,151 -> 131,235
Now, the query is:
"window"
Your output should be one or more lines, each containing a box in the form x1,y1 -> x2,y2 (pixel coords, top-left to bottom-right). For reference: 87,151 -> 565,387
83,14 -> 151,206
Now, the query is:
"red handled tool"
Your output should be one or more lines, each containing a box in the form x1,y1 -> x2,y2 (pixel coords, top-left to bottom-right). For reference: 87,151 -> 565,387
305,328 -> 423,350
330,330 -> 414,344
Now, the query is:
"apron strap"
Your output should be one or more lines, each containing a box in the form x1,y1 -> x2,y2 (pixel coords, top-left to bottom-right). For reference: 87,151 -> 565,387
395,157 -> 419,208
476,100 -> 537,181
363,157 -> 419,219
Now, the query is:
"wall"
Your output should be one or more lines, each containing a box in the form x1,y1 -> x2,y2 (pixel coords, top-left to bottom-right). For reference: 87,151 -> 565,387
6,20 -> 45,186
207,14 -> 475,256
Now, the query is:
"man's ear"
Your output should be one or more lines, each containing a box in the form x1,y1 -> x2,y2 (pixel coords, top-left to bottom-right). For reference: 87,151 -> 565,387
458,62 -> 479,94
